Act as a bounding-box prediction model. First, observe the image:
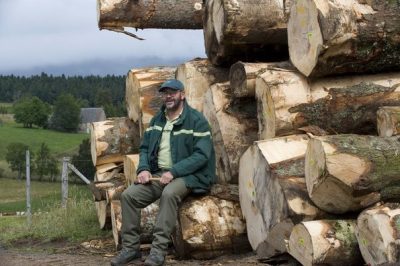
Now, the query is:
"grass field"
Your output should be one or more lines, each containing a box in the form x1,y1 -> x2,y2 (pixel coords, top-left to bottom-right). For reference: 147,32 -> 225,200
0,178 -> 110,245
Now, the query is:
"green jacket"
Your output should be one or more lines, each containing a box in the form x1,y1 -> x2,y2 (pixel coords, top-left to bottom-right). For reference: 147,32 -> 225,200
136,101 -> 216,190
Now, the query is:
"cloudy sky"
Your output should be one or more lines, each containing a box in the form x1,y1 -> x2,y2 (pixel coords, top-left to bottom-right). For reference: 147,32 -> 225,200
0,0 -> 205,76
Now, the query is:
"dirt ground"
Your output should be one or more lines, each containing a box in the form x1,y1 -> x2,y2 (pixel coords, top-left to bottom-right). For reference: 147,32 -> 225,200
0,238 -> 300,266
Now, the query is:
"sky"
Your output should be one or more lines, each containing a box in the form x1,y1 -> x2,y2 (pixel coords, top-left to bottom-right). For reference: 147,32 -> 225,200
0,0 -> 205,76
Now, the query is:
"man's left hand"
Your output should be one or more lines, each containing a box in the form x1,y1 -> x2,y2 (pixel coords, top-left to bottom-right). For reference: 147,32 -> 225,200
160,171 -> 174,185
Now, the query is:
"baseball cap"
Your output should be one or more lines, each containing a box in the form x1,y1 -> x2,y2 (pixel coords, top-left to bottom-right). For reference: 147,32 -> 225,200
159,79 -> 184,91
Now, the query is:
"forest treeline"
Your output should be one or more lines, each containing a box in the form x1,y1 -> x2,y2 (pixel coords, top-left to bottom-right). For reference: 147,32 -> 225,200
0,73 -> 126,116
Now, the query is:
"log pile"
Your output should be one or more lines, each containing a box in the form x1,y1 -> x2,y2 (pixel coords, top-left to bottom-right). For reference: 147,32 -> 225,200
94,0 -> 400,264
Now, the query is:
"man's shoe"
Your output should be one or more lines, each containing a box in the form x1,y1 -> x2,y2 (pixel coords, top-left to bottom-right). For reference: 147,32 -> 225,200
144,250 -> 165,266
110,248 -> 142,266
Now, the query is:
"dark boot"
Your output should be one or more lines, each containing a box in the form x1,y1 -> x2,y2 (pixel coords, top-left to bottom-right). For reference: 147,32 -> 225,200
110,248 -> 142,266
144,250 -> 166,266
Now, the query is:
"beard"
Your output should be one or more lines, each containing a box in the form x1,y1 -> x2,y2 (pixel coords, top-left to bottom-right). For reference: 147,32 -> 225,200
165,97 -> 183,111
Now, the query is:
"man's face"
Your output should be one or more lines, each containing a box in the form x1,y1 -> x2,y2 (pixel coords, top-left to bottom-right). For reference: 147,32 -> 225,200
160,88 -> 185,111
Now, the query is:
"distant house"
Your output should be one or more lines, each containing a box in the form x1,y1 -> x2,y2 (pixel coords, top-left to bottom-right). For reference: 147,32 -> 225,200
79,108 -> 106,133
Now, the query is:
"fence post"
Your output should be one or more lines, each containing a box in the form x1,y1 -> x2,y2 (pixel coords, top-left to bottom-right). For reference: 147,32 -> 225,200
61,157 -> 70,208
26,150 -> 31,227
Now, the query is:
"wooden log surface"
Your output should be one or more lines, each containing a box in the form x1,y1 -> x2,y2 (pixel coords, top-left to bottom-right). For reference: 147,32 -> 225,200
229,61 -> 293,98
288,220 -> 363,266
97,0 -> 204,30
90,117 -> 140,166
123,154 -> 140,186
125,67 -> 175,136
377,106 -> 400,137
305,134 -> 400,214
255,71 -> 400,139
288,0 -> 400,77
203,0 -> 289,65
203,82 -> 258,184
356,203 -> 400,266
95,200 -> 111,230
173,195 -> 250,259
239,135 -> 328,258
95,163 -> 123,182
176,58 -> 229,112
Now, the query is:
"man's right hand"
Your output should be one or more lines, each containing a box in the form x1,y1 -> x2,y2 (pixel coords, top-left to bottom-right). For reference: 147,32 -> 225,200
137,170 -> 152,184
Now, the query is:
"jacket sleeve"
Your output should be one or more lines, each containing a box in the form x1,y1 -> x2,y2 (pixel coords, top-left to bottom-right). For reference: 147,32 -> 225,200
136,118 -> 153,174
170,116 -> 212,178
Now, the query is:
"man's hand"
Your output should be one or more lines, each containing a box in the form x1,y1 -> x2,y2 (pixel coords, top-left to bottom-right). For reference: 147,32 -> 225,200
137,170 -> 152,184
160,171 -> 174,185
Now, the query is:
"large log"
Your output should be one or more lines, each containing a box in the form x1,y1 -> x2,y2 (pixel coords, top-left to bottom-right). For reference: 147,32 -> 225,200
288,0 -> 400,77
356,203 -> 400,266
123,154 -> 140,186
239,135 -> 327,258
90,117 -> 140,166
377,106 -> 400,137
203,0 -> 289,66
305,134 -> 400,214
229,61 -> 293,98
125,67 -> 175,136
203,82 -> 258,184
173,195 -> 251,259
97,0 -> 203,30
255,71 -> 400,139
175,58 -> 229,112
95,200 -> 111,230
288,220 -> 363,266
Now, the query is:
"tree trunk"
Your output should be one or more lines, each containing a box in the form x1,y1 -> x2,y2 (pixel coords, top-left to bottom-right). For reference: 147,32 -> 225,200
377,106 -> 400,137
176,58 -> 229,112
123,154 -> 140,186
125,67 -> 175,137
203,0 -> 289,66
95,200 -> 111,230
356,203 -> 400,266
90,117 -> 140,166
288,0 -> 400,77
229,61 -> 293,98
305,134 -> 400,214
256,71 -> 400,139
209,184 -> 239,202
239,135 -> 327,258
97,0 -> 204,30
288,220 -> 363,266
173,195 -> 250,259
203,82 -> 258,184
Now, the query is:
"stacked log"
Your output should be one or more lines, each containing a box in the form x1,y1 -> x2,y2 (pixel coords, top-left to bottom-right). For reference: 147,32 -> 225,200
123,154 -> 140,186
377,106 -> 400,137
288,0 -> 400,77
176,58 -> 229,112
125,67 -> 175,136
203,82 -> 257,184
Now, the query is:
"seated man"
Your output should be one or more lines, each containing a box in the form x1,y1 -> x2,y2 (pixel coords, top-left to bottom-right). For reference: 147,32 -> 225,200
111,79 -> 216,266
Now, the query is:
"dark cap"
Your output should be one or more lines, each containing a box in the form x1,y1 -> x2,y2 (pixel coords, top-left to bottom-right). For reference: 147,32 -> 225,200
159,79 -> 184,91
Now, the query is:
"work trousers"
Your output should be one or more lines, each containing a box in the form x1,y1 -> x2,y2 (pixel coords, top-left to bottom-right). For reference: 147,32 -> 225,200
120,175 -> 190,254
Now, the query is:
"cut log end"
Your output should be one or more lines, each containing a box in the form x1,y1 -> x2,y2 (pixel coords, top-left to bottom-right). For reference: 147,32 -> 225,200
229,62 -> 250,98
288,223 -> 313,266
288,0 -> 322,77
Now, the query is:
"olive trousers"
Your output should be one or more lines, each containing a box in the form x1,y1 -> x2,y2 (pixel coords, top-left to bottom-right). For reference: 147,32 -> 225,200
120,175 -> 190,254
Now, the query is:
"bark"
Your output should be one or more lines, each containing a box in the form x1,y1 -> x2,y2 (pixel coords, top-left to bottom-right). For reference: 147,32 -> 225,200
239,135 -> 327,258
305,134 -> 400,214
90,117 -> 140,166
356,203 -> 400,266
123,154 -> 140,186
203,0 -> 289,65
288,0 -> 400,77
288,220 -> 363,266
95,200 -> 111,230
377,106 -> 400,137
125,67 -> 175,136
176,58 -> 229,112
173,195 -> 250,259
203,82 -> 258,184
229,61 -> 293,98
97,0 -> 203,30
209,184 -> 239,202
255,71 -> 400,139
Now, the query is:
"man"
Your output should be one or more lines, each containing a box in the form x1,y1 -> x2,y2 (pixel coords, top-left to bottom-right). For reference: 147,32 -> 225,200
111,79 -> 216,266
